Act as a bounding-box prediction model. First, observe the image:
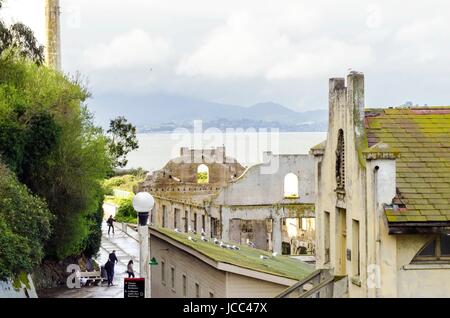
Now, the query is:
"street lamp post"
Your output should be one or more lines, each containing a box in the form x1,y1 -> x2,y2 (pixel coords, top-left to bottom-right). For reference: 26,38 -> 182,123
132,192 -> 155,298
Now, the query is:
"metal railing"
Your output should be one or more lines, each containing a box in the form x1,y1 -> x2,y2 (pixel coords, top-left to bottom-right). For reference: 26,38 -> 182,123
276,269 -> 334,298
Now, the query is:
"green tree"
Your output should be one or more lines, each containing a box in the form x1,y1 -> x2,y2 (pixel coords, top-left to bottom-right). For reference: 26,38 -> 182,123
0,52 -> 113,260
107,116 -> 139,168
0,163 -> 53,281
0,17 -> 44,64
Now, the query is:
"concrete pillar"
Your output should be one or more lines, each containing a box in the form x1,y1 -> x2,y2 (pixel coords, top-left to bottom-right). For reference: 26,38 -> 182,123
272,216 -> 282,255
221,207 -> 230,242
138,224 -> 151,298
45,0 -> 61,70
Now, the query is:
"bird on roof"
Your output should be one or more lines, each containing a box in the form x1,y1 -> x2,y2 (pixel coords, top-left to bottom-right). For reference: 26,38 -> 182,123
201,228 -> 206,236
272,252 -> 278,257
260,255 -> 269,260
219,242 -> 227,248
201,235 -> 208,242
232,245 -> 240,251
213,238 -> 219,245
188,236 -> 197,242
174,228 -> 180,233
246,238 -> 256,248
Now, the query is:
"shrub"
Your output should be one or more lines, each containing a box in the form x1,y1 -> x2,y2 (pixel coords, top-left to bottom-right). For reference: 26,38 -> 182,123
115,197 -> 137,224
0,163 -> 53,281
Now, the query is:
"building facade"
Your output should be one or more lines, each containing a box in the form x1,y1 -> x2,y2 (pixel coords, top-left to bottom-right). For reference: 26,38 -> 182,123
211,152 -> 316,255
139,147 -> 245,239
312,72 -> 450,297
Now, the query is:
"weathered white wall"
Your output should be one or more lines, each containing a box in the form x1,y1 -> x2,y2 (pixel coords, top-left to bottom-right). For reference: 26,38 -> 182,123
315,74 -> 368,298
214,153 -> 315,206
213,153 -> 315,253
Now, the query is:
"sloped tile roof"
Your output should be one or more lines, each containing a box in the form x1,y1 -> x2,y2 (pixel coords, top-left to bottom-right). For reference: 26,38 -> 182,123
365,107 -> 450,223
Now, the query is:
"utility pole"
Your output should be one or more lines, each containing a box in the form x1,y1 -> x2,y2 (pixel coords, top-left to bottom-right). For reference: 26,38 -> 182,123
45,0 -> 61,70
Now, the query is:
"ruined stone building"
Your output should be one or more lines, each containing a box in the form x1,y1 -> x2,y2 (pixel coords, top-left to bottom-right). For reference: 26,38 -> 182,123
139,147 -> 245,239
310,72 -> 450,297
211,152 -> 316,256
138,147 -> 317,257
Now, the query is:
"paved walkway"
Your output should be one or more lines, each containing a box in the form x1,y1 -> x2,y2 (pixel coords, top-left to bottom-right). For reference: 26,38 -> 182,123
38,223 -> 140,298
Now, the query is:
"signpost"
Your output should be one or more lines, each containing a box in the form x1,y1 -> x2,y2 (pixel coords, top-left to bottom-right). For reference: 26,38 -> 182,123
124,278 -> 145,298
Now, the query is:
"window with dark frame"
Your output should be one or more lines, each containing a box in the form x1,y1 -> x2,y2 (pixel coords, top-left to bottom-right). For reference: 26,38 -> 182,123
412,235 -> 450,263
162,205 -> 167,227
174,208 -> 180,229
182,274 -> 187,297
193,213 -> 197,232
161,261 -> 166,285
171,266 -> 175,290
324,211 -> 331,264
184,211 -> 189,232
195,282 -> 200,298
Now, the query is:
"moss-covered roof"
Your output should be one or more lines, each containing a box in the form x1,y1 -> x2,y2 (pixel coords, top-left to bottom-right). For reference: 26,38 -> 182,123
365,107 -> 450,223
151,226 -> 314,281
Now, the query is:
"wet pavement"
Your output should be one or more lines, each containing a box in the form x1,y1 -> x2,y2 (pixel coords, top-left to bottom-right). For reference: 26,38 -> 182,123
38,223 -> 140,298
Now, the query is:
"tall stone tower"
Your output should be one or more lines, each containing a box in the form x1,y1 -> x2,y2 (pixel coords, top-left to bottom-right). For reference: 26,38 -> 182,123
45,0 -> 61,70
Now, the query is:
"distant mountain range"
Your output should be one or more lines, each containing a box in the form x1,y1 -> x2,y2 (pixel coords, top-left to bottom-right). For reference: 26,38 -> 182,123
87,93 -> 328,132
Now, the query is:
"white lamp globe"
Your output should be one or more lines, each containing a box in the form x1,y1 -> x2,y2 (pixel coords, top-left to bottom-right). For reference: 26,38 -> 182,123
132,192 -> 155,212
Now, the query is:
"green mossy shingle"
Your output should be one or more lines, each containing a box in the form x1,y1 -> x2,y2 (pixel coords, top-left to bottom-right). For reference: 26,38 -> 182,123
366,107 -> 450,223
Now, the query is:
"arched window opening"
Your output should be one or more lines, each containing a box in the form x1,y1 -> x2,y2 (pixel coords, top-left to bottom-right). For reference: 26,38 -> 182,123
197,164 -> 209,184
336,129 -> 345,190
284,173 -> 299,199
412,235 -> 450,263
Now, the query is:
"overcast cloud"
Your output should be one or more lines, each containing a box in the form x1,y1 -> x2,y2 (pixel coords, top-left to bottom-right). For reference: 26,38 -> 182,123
1,0 -> 450,111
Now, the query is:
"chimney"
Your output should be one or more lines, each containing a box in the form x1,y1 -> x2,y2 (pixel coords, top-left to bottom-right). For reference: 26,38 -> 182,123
328,78 -> 346,125
347,72 -> 365,137
45,0 -> 62,70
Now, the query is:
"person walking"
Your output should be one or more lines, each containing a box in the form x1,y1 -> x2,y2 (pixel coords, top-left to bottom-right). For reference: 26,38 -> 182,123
106,250 -> 119,286
107,215 -> 116,235
127,260 -> 135,278
104,259 -> 114,287
109,250 -> 118,265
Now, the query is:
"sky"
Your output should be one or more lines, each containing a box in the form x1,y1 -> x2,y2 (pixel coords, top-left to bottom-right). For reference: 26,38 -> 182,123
1,0 -> 450,111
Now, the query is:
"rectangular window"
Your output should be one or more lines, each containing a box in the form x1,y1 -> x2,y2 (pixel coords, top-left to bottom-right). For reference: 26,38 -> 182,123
171,267 -> 175,291
337,208 -> 347,275
174,208 -> 180,229
150,204 -> 155,224
195,283 -> 200,298
193,213 -> 197,232
211,217 -> 218,238
182,275 -> 187,297
352,219 -> 360,276
161,261 -> 166,285
324,211 -> 330,263
162,205 -> 167,227
184,211 -> 189,232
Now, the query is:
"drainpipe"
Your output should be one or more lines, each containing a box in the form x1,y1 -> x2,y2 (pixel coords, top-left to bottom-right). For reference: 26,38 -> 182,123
373,166 -> 381,299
